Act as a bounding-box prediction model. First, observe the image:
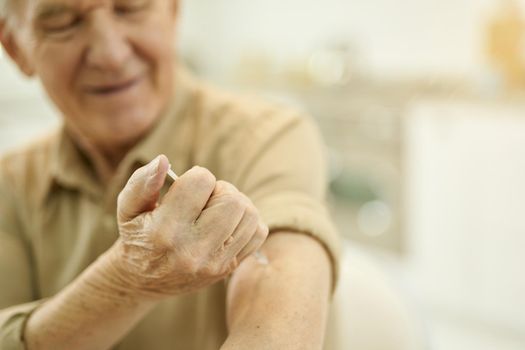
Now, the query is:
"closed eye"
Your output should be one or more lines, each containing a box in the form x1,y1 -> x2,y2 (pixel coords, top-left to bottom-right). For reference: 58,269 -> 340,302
35,5 -> 81,36
114,0 -> 152,16
41,15 -> 82,33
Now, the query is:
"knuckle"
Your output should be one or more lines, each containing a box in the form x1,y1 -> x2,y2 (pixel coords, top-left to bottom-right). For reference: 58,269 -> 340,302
199,261 -> 222,277
192,166 -> 216,187
215,180 -> 229,191
242,207 -> 261,234
223,235 -> 235,247
257,231 -> 268,245
223,258 -> 239,274
222,194 -> 246,213
244,205 -> 258,221
179,254 -> 199,275
252,225 -> 269,245
240,195 -> 258,215
209,257 -> 236,276
215,180 -> 238,194
259,223 -> 269,237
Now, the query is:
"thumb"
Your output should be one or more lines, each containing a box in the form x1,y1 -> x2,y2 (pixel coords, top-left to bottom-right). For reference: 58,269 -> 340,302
117,154 -> 170,223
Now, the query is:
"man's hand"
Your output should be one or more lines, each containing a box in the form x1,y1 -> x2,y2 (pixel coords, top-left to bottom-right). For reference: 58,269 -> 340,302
110,155 -> 269,298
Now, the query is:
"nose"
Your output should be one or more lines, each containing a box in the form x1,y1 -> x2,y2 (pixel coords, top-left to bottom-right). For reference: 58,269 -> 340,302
85,14 -> 132,71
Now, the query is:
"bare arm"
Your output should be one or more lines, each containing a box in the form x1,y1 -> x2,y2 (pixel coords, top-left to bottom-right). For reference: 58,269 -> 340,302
222,231 -> 332,350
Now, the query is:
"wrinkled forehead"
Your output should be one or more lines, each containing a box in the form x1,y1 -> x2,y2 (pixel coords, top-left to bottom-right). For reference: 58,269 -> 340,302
5,0 -> 167,21
14,0 -> 145,20
7,0 -> 149,26
27,0 -> 110,15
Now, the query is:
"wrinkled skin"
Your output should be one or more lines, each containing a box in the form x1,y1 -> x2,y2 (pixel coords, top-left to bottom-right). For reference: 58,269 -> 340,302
111,155 -> 269,298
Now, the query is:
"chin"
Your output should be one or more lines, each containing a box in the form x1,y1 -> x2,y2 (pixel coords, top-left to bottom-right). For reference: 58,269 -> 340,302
102,111 -> 158,144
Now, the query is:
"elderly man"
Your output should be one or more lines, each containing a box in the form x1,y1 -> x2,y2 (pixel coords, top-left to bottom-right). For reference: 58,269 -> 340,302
0,0 -> 339,349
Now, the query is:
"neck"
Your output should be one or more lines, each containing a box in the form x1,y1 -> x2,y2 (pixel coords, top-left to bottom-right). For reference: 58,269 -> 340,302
66,125 -> 132,186
88,144 -> 128,185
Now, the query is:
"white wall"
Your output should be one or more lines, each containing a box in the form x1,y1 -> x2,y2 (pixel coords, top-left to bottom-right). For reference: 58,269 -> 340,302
0,53 -> 58,152
179,0 -> 503,80
0,51 -> 43,99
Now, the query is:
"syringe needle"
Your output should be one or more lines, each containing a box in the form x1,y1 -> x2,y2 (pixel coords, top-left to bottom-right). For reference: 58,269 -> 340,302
254,250 -> 269,265
167,166 -> 178,181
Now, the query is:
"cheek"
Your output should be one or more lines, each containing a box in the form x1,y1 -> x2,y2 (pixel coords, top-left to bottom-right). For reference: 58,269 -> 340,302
34,42 -> 82,103
130,20 -> 176,80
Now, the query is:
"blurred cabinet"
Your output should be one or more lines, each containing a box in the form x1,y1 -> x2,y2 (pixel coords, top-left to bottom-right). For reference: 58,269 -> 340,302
294,84 -> 408,253
405,100 -> 525,336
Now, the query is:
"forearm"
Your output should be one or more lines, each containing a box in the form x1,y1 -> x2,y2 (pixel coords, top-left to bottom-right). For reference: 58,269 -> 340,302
25,246 -> 156,350
222,232 -> 332,350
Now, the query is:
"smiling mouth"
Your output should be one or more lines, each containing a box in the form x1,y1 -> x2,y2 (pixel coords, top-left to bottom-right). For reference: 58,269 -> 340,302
86,77 -> 142,96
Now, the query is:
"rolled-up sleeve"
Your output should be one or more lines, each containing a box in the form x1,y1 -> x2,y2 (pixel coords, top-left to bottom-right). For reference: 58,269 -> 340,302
227,110 -> 341,289
0,163 -> 40,349
0,300 -> 44,349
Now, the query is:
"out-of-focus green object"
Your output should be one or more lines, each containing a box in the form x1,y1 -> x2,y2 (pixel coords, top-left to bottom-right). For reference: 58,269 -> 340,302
330,170 -> 379,205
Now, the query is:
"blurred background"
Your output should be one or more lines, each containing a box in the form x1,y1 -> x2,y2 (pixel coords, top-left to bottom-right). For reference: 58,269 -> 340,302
1,0 -> 524,349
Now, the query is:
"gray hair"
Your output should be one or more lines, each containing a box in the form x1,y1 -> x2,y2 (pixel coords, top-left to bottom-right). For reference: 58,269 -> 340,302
0,0 -> 19,29
0,0 -> 9,17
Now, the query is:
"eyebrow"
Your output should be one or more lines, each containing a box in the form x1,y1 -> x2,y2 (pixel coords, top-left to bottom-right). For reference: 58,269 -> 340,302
34,3 -> 75,21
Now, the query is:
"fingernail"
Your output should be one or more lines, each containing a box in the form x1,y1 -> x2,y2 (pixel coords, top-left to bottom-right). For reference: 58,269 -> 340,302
149,156 -> 161,176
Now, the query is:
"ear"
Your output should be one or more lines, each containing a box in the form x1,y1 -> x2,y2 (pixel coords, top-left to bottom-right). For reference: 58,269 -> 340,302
0,20 -> 35,77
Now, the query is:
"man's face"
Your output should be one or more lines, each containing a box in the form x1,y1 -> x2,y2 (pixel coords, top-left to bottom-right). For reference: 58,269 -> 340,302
11,0 -> 178,149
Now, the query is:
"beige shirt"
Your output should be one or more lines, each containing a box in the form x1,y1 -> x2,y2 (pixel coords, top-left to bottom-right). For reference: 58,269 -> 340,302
0,68 -> 340,350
